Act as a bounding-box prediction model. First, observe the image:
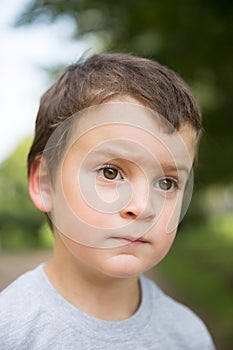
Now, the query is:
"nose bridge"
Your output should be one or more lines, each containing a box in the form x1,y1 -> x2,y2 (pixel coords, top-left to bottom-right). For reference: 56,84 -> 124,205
120,176 -> 156,220
135,184 -> 155,220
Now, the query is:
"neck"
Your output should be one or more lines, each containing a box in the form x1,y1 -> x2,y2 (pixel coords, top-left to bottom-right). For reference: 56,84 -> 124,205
45,239 -> 141,321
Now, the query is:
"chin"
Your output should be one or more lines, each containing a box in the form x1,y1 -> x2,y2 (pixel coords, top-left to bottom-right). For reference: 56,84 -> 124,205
103,254 -> 151,278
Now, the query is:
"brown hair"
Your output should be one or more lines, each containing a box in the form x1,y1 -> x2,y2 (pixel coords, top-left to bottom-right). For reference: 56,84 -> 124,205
28,53 -> 202,175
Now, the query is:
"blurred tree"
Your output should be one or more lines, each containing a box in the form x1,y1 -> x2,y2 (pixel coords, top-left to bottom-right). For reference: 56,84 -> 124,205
15,0 -> 233,187
0,138 -> 45,249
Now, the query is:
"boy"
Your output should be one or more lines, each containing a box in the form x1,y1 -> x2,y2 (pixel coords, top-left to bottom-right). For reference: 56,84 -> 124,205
0,53 -> 216,349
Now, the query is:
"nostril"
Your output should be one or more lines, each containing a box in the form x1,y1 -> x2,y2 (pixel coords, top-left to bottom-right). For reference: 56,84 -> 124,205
127,211 -> 136,217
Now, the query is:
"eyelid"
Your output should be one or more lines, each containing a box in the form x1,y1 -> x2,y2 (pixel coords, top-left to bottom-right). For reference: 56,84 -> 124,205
96,163 -> 123,173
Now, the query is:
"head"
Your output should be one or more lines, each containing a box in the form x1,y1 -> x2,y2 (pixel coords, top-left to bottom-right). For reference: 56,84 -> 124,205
28,53 -> 202,172
28,53 -> 202,277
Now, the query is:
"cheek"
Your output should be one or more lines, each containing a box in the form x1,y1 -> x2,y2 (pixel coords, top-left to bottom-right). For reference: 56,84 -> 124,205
52,177 -> 115,247
61,170 -> 112,228
148,200 -> 178,258
148,227 -> 176,269
61,234 -> 97,265
158,193 -> 184,234
156,228 -> 176,252
95,181 -> 120,203
60,235 -> 116,275
61,160 -> 121,228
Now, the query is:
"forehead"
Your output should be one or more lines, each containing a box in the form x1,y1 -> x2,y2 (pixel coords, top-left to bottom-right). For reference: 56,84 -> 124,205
67,102 -> 197,169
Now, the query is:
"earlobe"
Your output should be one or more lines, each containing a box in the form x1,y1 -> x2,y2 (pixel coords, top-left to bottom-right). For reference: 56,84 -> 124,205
29,157 -> 53,212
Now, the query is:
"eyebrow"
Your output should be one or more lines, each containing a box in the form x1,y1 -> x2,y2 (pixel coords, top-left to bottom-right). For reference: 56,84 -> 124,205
159,163 -> 191,175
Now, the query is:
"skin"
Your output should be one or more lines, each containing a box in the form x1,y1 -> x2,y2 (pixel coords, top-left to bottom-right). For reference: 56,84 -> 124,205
29,97 -> 197,321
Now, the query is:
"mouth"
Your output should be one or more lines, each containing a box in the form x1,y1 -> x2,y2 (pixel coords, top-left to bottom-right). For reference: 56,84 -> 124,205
111,236 -> 149,246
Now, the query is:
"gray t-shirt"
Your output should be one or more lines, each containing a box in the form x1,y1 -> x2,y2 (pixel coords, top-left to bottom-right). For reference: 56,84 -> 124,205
0,264 -> 216,350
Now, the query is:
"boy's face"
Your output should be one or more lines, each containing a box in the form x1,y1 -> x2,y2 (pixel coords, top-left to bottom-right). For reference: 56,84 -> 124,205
39,98 -> 197,278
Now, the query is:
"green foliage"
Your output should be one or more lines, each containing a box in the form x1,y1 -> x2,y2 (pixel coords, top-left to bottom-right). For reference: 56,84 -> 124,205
158,218 -> 233,350
15,0 -> 233,186
38,223 -> 54,249
0,138 -> 47,250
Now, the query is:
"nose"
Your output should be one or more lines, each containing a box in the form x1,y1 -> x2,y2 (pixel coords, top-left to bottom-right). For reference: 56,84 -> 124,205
119,184 -> 156,221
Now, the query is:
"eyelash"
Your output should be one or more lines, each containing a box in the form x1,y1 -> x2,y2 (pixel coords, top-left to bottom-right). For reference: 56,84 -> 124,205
96,164 -> 180,192
96,164 -> 124,181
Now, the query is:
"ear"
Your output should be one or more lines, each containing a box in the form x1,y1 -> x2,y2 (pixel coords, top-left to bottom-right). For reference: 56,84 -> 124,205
28,157 -> 53,212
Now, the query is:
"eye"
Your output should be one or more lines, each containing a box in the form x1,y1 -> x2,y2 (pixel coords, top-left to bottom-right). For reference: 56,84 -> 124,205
155,178 -> 178,192
97,165 -> 123,181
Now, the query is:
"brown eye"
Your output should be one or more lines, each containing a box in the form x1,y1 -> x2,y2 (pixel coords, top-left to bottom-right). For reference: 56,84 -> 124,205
103,167 -> 119,180
97,165 -> 123,181
157,178 -> 176,191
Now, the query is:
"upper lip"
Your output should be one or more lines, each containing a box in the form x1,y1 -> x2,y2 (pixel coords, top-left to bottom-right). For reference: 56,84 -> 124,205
112,236 -> 149,243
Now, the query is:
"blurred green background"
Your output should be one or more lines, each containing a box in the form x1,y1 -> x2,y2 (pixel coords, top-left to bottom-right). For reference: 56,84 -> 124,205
0,1 -> 232,349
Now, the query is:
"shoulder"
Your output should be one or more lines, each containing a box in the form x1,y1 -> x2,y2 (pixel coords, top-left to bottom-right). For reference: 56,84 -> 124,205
141,274 -> 207,327
140,275 -> 216,349
0,265 -> 47,348
0,264 -> 43,311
